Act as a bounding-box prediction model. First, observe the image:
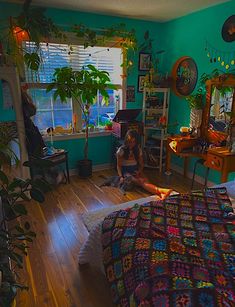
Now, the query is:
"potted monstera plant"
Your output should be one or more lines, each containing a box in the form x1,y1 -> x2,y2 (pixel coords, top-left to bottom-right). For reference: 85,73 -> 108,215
47,64 -> 116,177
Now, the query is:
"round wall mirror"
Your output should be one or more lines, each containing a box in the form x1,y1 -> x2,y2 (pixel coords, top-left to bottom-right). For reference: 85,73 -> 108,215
171,56 -> 198,97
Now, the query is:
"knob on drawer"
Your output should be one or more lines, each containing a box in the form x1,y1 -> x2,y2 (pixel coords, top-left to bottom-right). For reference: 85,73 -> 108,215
211,157 -> 220,167
212,159 -> 220,167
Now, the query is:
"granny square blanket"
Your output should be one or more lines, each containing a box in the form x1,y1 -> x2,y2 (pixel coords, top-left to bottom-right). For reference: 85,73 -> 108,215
102,188 -> 235,306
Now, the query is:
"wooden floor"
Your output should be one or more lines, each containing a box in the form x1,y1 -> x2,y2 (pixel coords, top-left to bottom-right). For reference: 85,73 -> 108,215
15,168 -> 202,307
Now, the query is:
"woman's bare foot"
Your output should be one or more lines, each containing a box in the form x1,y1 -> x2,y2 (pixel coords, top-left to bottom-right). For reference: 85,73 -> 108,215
157,188 -> 173,200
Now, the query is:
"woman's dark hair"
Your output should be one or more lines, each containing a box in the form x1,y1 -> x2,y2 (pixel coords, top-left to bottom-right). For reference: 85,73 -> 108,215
122,129 -> 140,161
22,90 -> 36,118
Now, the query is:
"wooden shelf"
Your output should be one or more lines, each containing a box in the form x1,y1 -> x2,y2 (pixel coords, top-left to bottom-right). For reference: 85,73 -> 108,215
145,126 -> 165,130
145,108 -> 165,111
143,88 -> 170,173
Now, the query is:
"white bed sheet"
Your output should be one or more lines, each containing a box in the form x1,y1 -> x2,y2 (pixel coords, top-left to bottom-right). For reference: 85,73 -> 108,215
78,181 -> 235,272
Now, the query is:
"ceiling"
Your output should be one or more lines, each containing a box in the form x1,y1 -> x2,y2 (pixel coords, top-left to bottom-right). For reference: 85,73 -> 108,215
5,0 -> 230,22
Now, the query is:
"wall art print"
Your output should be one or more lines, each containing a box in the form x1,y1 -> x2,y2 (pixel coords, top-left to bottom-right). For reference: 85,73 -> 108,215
138,52 -> 151,71
172,56 -> 198,97
138,75 -> 146,92
126,86 -> 135,102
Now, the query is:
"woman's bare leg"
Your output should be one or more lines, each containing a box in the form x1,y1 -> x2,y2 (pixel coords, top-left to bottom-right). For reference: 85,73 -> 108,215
134,176 -> 172,199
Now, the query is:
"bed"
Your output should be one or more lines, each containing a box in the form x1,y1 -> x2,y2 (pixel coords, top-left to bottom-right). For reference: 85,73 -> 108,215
79,195 -> 175,270
78,181 -> 235,306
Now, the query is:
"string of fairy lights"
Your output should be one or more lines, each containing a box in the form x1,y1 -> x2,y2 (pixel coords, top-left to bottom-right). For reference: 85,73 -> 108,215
205,40 -> 235,70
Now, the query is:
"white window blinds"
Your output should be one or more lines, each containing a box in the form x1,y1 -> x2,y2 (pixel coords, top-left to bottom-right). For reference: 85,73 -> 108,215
23,42 -> 123,85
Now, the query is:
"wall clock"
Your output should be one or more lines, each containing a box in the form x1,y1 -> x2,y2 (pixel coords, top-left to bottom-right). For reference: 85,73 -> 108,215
172,56 -> 198,96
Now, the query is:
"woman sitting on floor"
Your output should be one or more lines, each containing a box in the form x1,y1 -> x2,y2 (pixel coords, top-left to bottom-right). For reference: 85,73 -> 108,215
116,129 -> 172,200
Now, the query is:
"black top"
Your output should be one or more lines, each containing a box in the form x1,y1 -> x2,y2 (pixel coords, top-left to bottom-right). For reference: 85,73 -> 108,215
24,116 -> 46,157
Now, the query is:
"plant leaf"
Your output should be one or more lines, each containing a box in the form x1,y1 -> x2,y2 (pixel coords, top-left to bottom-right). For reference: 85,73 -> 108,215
24,52 -> 41,71
13,203 -> 27,215
0,170 -> 9,185
30,188 -> 45,203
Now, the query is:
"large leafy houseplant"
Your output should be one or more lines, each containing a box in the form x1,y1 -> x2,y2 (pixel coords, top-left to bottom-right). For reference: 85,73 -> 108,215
47,64 -> 116,177
185,69 -> 228,110
0,125 -> 49,306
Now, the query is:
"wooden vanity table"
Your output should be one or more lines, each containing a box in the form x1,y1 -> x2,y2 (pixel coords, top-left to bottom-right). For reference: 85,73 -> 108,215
166,135 -> 206,178
166,74 -> 235,183
205,147 -> 235,182
166,137 -> 235,182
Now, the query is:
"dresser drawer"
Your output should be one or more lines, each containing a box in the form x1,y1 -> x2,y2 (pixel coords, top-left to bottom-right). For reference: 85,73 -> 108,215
205,153 -> 223,171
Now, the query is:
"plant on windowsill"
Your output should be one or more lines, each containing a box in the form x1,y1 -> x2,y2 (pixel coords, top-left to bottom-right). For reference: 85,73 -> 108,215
47,64 -> 116,177
105,122 -> 113,131
0,125 -> 49,306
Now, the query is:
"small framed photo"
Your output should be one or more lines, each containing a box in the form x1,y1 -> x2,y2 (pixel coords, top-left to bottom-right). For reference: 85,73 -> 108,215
126,86 -> 135,102
138,75 -> 146,92
139,52 -> 151,71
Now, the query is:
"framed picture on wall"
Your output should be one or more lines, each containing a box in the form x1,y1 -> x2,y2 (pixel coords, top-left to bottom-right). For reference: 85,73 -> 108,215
138,53 -> 151,71
138,75 -> 146,92
126,86 -> 135,102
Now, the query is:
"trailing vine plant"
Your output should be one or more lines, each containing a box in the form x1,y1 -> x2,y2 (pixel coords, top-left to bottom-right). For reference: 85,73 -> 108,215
73,22 -> 138,72
0,0 -> 161,77
0,0 -> 65,76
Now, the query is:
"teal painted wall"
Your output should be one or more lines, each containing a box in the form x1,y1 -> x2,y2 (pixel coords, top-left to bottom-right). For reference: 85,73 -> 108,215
160,1 -> 235,183
47,135 -> 114,169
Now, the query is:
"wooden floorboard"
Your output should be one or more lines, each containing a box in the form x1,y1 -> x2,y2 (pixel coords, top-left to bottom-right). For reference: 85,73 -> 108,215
15,168 -> 201,307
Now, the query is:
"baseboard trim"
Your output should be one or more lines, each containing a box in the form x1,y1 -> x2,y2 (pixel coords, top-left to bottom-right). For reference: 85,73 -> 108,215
171,164 -> 215,187
70,163 -> 113,176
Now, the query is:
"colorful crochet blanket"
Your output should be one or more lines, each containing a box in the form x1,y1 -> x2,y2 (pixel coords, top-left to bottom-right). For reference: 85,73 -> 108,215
102,188 -> 235,306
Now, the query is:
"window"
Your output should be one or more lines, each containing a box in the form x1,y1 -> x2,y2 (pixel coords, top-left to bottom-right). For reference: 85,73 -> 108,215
28,88 -> 73,131
23,42 -> 123,131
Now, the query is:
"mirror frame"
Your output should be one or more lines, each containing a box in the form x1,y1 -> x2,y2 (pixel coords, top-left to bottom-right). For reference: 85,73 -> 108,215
201,74 -> 235,143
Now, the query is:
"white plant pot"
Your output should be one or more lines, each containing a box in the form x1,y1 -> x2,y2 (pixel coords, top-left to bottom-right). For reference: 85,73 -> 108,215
190,108 -> 203,129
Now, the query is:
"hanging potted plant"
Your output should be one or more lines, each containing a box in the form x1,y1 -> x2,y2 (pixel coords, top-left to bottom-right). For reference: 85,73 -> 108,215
47,64 -> 116,177
0,0 -> 64,77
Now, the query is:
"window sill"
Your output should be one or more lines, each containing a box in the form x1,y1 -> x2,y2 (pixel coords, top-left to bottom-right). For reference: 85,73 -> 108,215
42,130 -> 112,142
